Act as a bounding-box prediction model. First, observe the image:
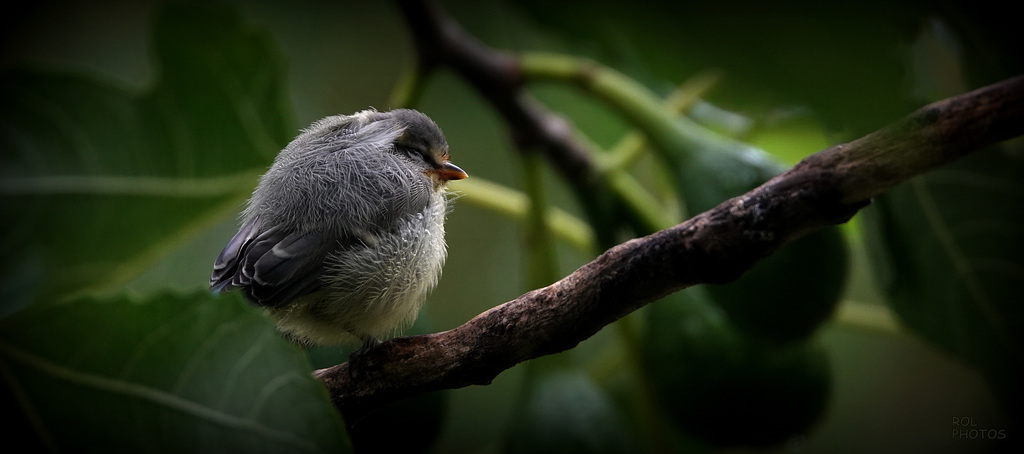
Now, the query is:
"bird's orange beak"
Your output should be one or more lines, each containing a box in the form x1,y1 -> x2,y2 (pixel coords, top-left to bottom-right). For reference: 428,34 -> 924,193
436,161 -> 468,181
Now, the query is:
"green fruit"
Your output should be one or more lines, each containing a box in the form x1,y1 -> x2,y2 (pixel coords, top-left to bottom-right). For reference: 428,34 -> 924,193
505,368 -> 636,454
641,289 -> 831,448
677,146 -> 849,344
706,226 -> 848,344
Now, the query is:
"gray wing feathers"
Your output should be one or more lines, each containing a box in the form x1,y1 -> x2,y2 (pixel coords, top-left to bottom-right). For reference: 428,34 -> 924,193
210,216 -> 328,308
210,217 -> 258,291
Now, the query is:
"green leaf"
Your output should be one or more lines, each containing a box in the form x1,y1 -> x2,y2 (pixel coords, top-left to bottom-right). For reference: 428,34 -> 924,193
0,3 -> 293,302
0,290 -> 350,453
860,145 -> 1024,409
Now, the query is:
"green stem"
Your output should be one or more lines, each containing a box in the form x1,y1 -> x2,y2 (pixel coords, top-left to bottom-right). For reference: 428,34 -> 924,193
520,53 -> 728,451
602,70 -> 722,172
521,55 -> 725,232
520,52 -> 756,168
603,169 -> 676,231
601,72 -> 722,231
833,300 -> 903,335
449,177 -> 595,253
519,150 -> 572,377
569,132 -> 675,233
521,151 -> 560,289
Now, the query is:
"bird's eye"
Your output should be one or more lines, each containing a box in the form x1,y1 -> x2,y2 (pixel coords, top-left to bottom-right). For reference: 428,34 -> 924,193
436,148 -> 451,162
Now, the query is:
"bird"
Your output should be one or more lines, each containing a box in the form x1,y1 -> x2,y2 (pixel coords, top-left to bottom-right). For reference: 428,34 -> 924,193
210,108 -> 467,350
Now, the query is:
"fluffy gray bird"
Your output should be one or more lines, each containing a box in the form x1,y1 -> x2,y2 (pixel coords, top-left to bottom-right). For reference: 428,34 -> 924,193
210,108 -> 467,349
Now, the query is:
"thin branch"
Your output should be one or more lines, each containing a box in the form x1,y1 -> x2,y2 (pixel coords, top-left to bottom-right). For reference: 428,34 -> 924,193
394,0 -> 632,249
397,0 -> 592,178
317,64 -> 1024,420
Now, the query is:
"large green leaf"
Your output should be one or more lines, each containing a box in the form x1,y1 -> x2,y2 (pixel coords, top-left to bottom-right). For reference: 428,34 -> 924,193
860,145 -> 1024,410
0,290 -> 351,453
0,3 -> 293,303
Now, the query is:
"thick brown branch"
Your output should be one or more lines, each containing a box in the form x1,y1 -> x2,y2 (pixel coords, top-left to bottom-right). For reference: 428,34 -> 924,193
317,72 -> 1024,421
802,76 -> 1024,204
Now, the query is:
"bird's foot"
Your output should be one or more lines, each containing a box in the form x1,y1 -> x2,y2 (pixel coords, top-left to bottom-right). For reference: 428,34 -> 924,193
347,337 -> 383,379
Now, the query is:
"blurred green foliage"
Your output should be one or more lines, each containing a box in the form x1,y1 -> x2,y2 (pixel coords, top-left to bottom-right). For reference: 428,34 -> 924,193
1,1 -> 1020,453
0,290 -> 351,453
0,3 -> 292,302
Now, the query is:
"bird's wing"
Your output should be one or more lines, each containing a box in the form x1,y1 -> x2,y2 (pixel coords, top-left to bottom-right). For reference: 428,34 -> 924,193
210,217 -> 259,291
210,216 -> 330,308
